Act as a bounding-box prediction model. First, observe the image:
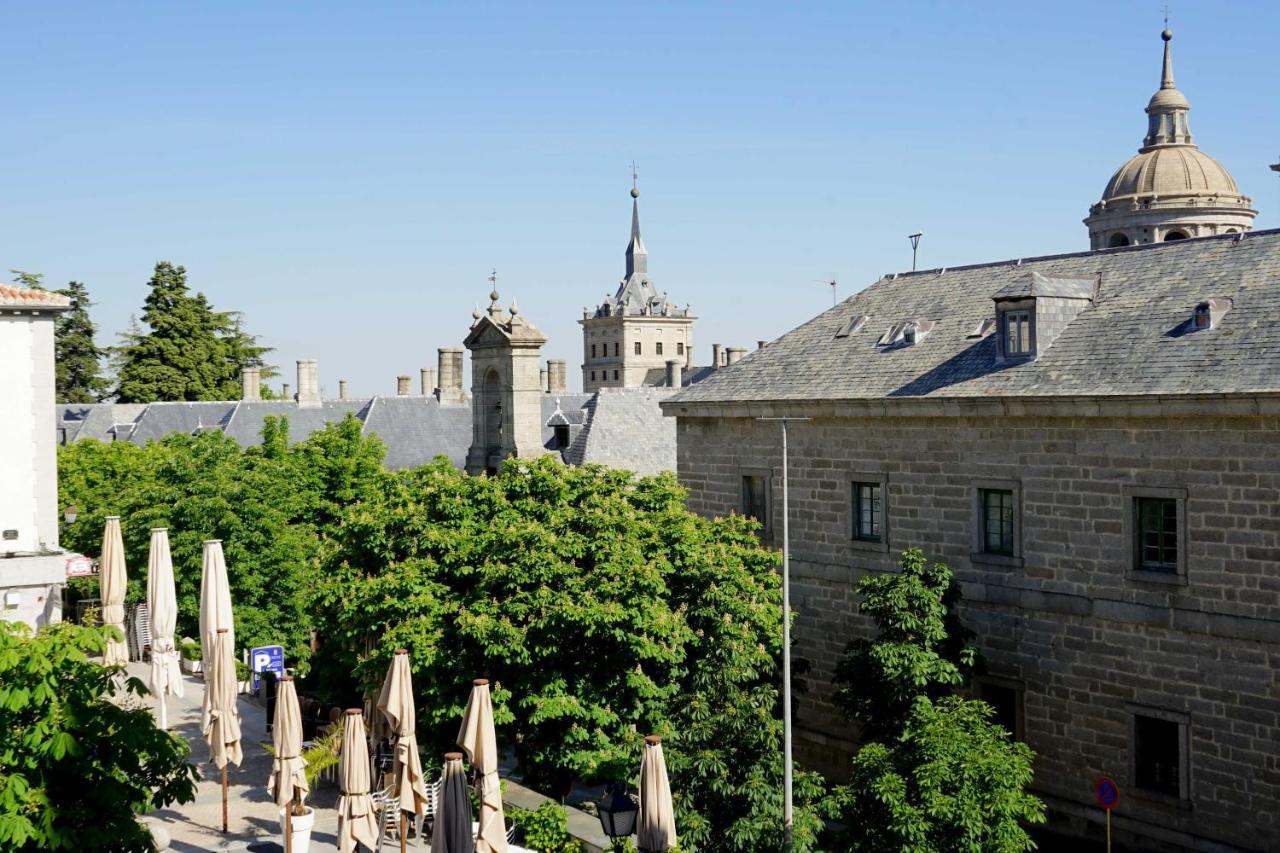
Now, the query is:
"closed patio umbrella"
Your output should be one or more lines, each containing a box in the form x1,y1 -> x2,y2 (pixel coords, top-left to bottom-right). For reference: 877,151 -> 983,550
430,752 -> 474,853
270,674 -> 309,853
377,649 -> 430,853
205,628 -> 243,833
98,516 -> 129,666
637,736 -> 677,853
457,679 -> 505,853
199,540 -> 234,734
337,709 -> 380,853
146,528 -> 184,730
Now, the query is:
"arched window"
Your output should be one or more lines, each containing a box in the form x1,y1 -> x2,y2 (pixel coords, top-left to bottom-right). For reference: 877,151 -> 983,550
1108,233 -> 1131,248
1164,231 -> 1188,241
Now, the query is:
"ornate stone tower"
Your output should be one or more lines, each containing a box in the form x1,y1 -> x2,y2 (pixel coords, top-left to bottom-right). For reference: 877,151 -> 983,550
464,287 -> 548,475
1085,28 -> 1256,249
579,180 -> 695,392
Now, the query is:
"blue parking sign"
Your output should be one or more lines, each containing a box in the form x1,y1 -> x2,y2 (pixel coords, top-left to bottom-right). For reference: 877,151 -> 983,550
250,644 -> 285,690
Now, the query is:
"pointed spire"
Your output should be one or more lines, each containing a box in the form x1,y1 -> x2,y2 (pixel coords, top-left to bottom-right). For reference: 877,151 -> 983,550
1160,27 -> 1175,89
625,165 -> 647,277
1142,27 -> 1192,149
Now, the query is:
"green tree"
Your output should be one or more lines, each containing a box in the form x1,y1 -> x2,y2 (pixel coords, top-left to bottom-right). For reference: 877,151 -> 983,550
0,620 -> 197,851
9,269 -> 44,289
213,310 -> 277,399
53,281 -> 109,403
825,549 -> 1044,851
113,261 -> 274,402
313,456 -> 825,851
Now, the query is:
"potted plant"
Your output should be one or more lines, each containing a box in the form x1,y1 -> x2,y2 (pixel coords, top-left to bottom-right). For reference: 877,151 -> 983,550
235,660 -> 254,694
273,728 -> 341,852
179,639 -> 202,675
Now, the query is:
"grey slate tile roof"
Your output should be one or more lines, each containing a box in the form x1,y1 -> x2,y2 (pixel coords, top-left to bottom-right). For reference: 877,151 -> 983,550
224,400 -> 370,447
128,402 -> 237,443
361,396 -> 472,469
669,229 -> 1280,403
560,388 -> 677,476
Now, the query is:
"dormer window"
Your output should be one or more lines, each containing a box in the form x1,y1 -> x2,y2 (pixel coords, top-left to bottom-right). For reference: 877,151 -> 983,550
968,317 -> 996,339
1192,303 -> 1211,330
1003,310 -> 1033,357
902,322 -> 919,345
877,319 -> 934,348
1190,298 -> 1230,331
835,314 -> 868,339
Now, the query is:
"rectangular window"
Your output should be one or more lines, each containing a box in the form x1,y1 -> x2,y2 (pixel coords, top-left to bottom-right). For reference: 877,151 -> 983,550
614,342 -> 619,357
852,482 -> 882,541
553,425 -> 570,449
741,475 -> 768,529
1004,310 -> 1032,356
590,370 -> 596,381
1135,497 -> 1178,572
677,342 -> 685,355
656,342 -> 663,355
634,341 -> 642,355
981,489 -> 1015,555
1134,714 -> 1182,797
591,344 -> 597,358
613,369 -> 618,380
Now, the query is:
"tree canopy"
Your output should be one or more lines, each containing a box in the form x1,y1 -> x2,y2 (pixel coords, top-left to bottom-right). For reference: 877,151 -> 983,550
0,620 -> 197,851
53,281 -> 109,403
113,261 -> 274,402
826,549 -> 1044,851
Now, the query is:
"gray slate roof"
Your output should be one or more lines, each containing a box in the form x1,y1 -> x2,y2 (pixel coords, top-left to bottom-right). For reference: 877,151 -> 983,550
223,400 -> 370,446
361,396 -> 472,469
669,229 -> 1280,403
561,388 -> 677,476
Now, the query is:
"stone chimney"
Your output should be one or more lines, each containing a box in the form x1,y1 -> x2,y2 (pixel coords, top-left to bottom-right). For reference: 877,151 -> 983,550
296,359 -> 321,407
436,347 -> 466,404
712,343 -> 723,368
726,347 -> 746,366
338,379 -> 349,400
547,359 -> 567,393
281,383 -> 291,400
420,367 -> 436,396
396,375 -> 411,396
666,359 -> 682,388
540,367 -> 549,394
241,367 -> 261,401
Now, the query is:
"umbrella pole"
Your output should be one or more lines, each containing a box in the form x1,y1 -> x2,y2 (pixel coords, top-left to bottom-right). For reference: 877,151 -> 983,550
285,801 -> 293,853
400,812 -> 406,853
158,692 -> 168,731
221,765 -> 228,833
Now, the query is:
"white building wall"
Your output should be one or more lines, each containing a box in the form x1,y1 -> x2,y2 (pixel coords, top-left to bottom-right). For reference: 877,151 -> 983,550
0,317 -> 40,553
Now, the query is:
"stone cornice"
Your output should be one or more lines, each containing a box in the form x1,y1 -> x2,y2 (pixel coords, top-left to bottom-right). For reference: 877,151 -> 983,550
660,392 -> 1280,420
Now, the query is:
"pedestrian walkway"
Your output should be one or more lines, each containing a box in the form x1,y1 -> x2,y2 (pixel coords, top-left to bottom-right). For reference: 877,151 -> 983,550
133,662 -> 342,852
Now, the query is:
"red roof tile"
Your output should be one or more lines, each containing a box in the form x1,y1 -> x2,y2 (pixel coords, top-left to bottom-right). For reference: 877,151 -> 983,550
0,283 -> 72,308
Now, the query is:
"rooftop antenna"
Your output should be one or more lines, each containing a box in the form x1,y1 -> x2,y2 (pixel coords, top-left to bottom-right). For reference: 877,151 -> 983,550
908,232 -> 923,271
815,276 -> 838,306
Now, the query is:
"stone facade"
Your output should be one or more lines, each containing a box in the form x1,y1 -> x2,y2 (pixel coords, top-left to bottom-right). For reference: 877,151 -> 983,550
673,403 -> 1280,851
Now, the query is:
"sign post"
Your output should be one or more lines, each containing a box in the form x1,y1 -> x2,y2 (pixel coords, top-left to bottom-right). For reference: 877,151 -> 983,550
1092,775 -> 1120,853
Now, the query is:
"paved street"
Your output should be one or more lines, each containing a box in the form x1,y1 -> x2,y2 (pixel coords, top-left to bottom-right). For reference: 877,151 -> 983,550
131,662 -> 345,852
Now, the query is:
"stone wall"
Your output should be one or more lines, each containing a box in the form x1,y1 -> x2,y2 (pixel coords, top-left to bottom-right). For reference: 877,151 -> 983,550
675,411 -> 1280,851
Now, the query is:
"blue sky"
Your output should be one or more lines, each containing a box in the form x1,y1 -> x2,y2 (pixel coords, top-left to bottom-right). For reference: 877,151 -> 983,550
4,2 -> 1278,396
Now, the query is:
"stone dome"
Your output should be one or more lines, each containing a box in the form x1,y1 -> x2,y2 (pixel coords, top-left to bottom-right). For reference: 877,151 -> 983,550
1100,146 -> 1241,202
1084,28 -> 1256,249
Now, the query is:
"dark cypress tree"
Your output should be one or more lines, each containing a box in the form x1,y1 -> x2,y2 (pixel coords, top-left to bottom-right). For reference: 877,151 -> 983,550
114,261 -> 273,402
53,281 -> 109,403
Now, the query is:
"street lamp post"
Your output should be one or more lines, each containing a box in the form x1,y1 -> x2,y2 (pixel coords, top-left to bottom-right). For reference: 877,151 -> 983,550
757,415 -> 810,851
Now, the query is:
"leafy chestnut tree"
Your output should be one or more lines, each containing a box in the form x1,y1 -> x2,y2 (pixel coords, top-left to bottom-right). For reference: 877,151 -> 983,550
313,456 -> 826,852
0,621 -> 197,851
826,548 -> 1044,851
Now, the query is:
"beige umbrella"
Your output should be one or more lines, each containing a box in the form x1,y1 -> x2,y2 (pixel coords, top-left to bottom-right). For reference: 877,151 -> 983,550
199,540 -> 234,734
146,528 -> 184,730
270,675 -> 309,853
457,679 -> 505,853
337,709 -> 380,853
98,516 -> 129,666
205,628 -> 243,833
377,649 -> 431,853
430,752 -> 474,853
637,736 -> 677,853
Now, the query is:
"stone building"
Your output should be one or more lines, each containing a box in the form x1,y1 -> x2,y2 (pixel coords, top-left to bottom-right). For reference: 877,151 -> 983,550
663,229 -> 1280,850
580,183 -> 697,392
1,283 -> 71,628
1084,29 -> 1256,249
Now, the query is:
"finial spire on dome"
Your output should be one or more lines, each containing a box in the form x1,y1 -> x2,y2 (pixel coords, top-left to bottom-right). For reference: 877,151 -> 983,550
1141,24 -> 1192,149
625,166 -> 648,277
1160,26 -> 1175,89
